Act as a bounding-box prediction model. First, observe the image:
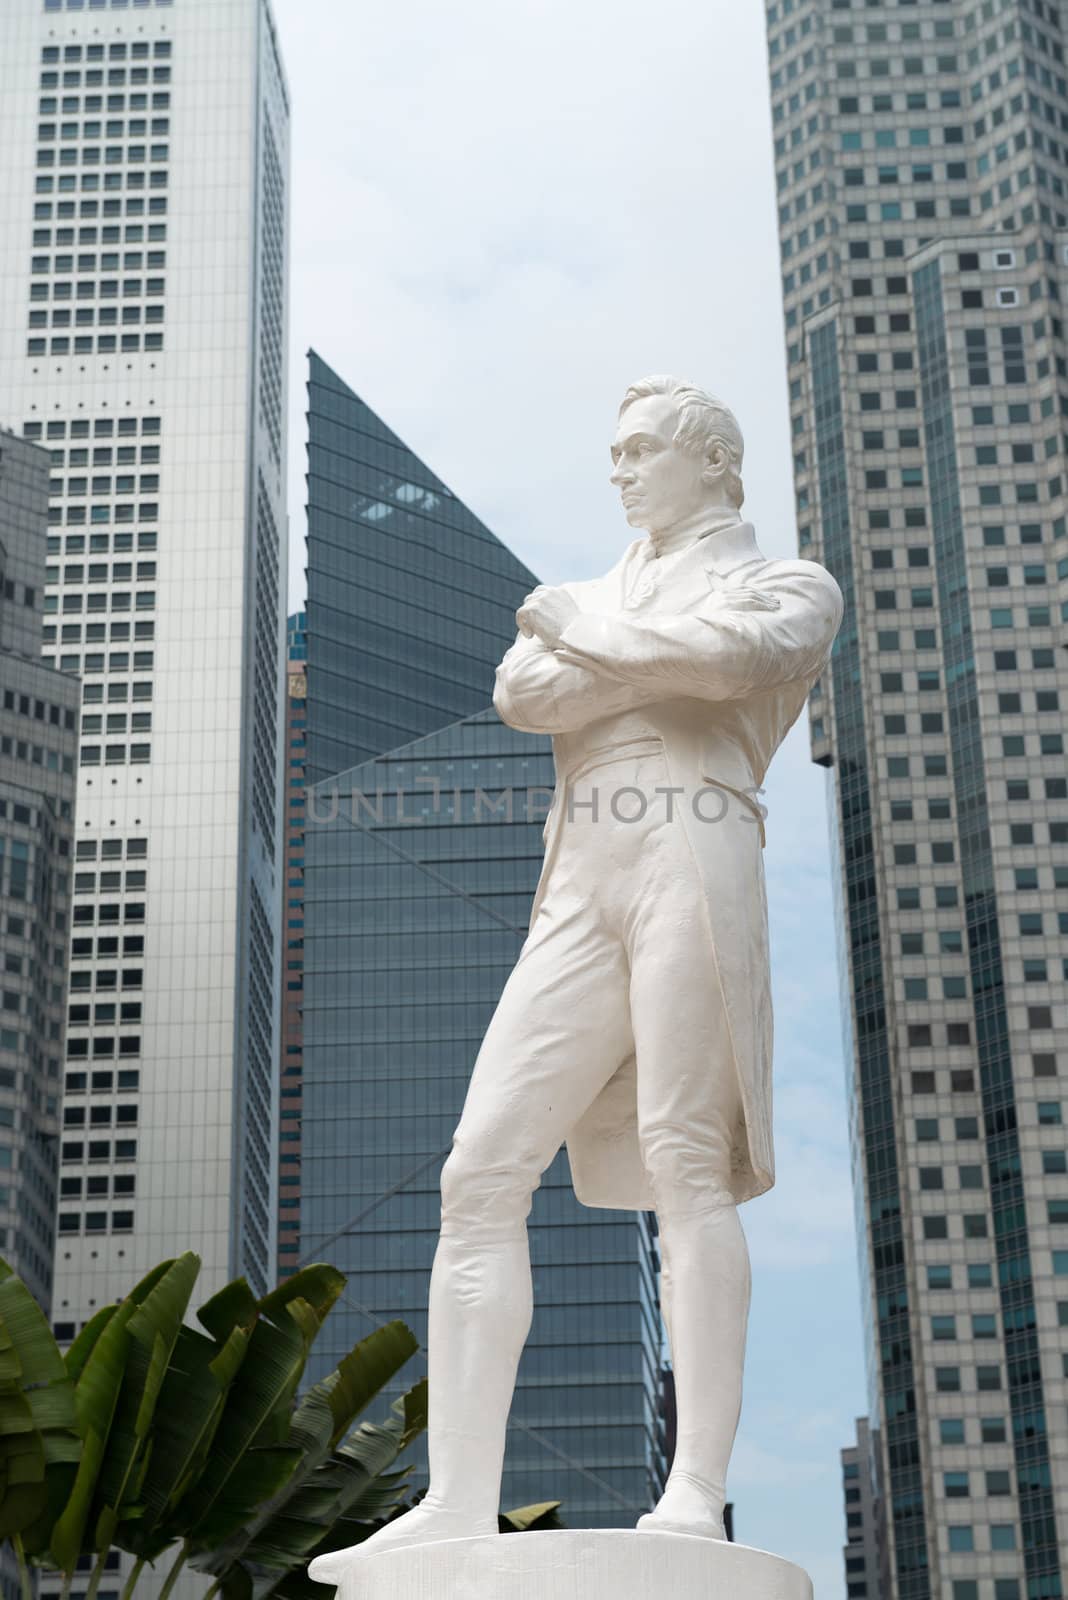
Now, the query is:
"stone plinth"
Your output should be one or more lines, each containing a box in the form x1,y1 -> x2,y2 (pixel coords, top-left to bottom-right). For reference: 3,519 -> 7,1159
326,1530 -> 812,1600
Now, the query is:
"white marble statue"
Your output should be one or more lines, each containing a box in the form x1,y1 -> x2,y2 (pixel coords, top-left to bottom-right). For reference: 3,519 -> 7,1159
311,377 -> 843,1585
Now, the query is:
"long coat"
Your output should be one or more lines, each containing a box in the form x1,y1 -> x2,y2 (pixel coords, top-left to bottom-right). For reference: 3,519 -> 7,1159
492,520 -> 843,1209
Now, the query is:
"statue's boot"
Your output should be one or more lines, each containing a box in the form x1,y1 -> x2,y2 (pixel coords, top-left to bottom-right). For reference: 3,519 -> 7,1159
637,1203 -> 751,1539
309,1226 -> 531,1582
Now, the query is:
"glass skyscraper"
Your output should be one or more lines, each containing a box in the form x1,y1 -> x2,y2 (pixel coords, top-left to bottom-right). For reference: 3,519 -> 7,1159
301,361 -> 665,1525
305,351 -> 539,787
278,611 -> 306,1280
764,5 -> 1068,1597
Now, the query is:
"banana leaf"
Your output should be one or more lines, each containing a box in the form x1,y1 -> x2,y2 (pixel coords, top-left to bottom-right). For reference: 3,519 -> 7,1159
189,1325 -> 420,1585
65,1307 -> 118,1383
91,1252 -> 201,1549
125,1266 -> 340,1560
26,1255 -> 203,1567
0,1259 -> 67,1389
176,1295 -> 323,1547
285,1320 -> 418,1461
0,1259 -> 80,1538
201,1381 -> 428,1600
257,1267 -> 345,1328
15,1305 -> 118,1556
197,1278 -> 260,1344
323,1466 -> 416,1533
4,1255 -> 436,1598
252,1268 -> 346,1449
120,1319 -> 254,1560
43,1298 -> 136,1568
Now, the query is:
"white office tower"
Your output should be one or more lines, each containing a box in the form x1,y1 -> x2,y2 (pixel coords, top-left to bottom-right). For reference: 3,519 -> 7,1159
0,0 -> 290,1338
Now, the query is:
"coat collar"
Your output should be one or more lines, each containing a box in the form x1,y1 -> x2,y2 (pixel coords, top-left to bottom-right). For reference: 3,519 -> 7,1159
645,506 -> 743,556
610,521 -> 766,616
625,520 -> 763,579
696,519 -> 763,576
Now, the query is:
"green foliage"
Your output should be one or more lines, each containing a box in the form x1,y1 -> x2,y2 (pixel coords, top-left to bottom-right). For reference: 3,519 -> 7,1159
0,1259 -> 80,1541
45,1295 -> 136,1570
164,1266 -> 344,1551
0,1255 -> 425,1596
1,1252 -> 566,1596
196,1378 -> 427,1600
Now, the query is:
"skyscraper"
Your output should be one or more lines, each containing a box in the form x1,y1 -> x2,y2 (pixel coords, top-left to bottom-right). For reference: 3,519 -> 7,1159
0,428 -> 79,1311
304,350 -> 540,787
278,610 -> 305,1279
0,0 -> 290,1331
765,4 -> 1068,1596
842,1416 -> 888,1600
301,361 -> 665,1525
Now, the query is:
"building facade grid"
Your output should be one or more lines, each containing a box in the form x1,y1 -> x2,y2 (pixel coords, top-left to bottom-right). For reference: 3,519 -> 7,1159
0,0 -> 290,1360
765,2 -> 1068,1597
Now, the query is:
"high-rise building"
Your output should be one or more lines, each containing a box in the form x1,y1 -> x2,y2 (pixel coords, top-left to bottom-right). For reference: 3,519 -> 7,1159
304,350 -> 540,787
0,428 -> 79,1310
842,1416 -> 888,1600
301,361 -> 665,1524
0,0 -> 290,1333
765,5 -> 1068,1597
278,610 -> 305,1279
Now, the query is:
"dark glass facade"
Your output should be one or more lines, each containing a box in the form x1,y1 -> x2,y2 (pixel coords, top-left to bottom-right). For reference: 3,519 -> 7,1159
278,611 -> 306,1280
305,351 -> 538,787
301,359 -> 664,1525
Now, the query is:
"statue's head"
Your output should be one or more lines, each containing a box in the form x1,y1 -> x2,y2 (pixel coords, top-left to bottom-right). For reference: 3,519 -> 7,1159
610,375 -> 745,534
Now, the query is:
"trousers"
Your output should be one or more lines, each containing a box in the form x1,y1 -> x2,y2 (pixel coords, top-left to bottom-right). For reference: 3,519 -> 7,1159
423,743 -> 751,1527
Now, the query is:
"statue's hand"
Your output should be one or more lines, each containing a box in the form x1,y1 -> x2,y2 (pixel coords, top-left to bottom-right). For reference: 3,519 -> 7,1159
705,570 -> 782,613
516,586 -> 579,648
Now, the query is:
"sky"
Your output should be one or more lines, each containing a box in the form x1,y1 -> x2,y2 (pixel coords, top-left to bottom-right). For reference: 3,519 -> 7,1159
272,1 -> 867,1590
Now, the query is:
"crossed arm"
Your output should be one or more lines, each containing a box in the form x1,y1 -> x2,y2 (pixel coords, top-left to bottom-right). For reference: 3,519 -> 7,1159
493,563 -> 844,737
493,632 -> 659,735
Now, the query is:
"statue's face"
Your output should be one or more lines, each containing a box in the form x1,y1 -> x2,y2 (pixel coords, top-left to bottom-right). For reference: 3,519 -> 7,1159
609,394 -> 710,533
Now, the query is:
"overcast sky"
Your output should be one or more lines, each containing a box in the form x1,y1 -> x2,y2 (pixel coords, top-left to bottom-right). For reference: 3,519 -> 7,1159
273,2 -> 865,1591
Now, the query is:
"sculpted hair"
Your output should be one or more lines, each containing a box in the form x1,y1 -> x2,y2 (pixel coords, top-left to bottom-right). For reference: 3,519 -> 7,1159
619,375 -> 745,509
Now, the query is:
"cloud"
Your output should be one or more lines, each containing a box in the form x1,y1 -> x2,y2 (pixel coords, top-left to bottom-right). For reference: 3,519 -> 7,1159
276,0 -> 797,598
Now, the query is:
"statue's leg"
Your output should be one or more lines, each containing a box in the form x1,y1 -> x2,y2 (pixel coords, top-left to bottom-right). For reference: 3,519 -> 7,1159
312,883 -> 633,1575
637,1197 -> 750,1538
622,829 -> 751,1539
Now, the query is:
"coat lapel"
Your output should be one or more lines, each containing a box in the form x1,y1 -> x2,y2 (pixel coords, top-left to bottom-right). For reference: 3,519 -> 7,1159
597,523 -> 766,619
643,522 -> 766,614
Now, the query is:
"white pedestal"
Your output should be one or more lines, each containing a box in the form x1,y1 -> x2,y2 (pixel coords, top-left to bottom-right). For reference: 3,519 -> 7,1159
330,1530 -> 812,1600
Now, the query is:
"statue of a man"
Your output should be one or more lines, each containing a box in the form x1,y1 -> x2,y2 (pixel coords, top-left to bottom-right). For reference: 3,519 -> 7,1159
312,377 -> 842,1578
